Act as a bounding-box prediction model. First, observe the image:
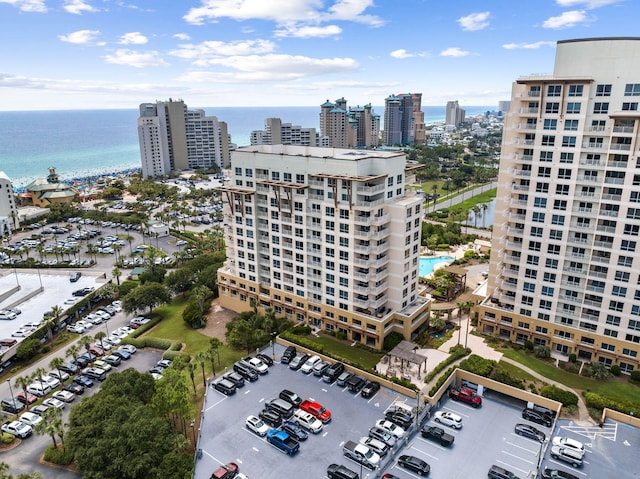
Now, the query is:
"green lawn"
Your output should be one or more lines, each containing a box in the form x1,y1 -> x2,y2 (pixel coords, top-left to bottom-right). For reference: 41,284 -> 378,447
150,299 -> 243,374
496,360 -> 537,382
306,336 -> 385,370
501,349 -> 640,403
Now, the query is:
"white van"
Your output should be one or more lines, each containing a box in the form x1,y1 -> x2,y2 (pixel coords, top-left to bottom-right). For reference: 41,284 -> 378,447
26,382 -> 52,397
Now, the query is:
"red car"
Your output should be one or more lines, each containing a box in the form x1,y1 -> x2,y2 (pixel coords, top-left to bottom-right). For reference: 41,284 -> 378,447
449,386 -> 482,407
210,462 -> 238,479
300,399 -> 332,423
17,391 -> 38,405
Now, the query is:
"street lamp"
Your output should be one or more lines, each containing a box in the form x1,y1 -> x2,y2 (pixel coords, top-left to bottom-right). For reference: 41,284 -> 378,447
270,331 -> 277,360
6,380 -> 15,405
190,419 -> 196,447
416,390 -> 421,428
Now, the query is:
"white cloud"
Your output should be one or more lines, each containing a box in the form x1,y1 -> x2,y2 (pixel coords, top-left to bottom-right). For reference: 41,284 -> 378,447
389,49 -> 429,59
457,11 -> 490,31
0,0 -> 46,12
58,29 -> 101,44
103,49 -> 170,68
440,47 -> 471,58
118,32 -> 148,45
542,10 -> 591,29
173,33 -> 191,41
274,24 -> 342,38
556,0 -> 620,8
169,39 -> 276,66
63,0 -> 98,14
183,0 -> 383,27
502,41 -> 556,50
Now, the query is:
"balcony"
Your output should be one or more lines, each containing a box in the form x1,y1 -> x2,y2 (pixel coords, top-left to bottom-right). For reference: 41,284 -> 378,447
357,184 -> 385,194
517,123 -> 538,130
581,142 -> 606,149
596,225 -> 615,233
611,143 -> 631,151
577,176 -> 599,182
613,126 -> 634,133
513,169 -> 532,177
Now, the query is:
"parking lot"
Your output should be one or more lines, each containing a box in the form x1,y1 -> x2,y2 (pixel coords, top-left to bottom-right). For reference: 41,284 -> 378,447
195,343 -> 640,479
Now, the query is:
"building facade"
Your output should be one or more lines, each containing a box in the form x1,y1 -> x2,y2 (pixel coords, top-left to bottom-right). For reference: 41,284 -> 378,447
138,99 -> 231,178
383,93 -> 423,146
445,100 -> 466,127
319,98 -> 380,149
22,168 -> 77,208
477,37 -> 640,373
250,118 -> 318,146
216,145 -> 430,349
0,171 -> 18,234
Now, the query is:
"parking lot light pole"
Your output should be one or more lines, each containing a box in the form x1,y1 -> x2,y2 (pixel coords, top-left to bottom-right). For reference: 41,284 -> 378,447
416,390 -> 421,427
6,380 -> 15,404
190,419 -> 196,447
271,331 -> 276,359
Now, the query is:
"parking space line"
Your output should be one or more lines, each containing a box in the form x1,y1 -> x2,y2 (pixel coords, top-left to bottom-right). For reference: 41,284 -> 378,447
442,406 -> 471,418
205,396 -> 228,411
391,463 -> 423,479
495,460 -> 529,476
505,440 -> 538,455
408,444 -> 440,461
366,392 -> 379,403
547,459 -> 588,474
501,450 -> 535,465
202,449 -> 223,464
414,436 -> 449,452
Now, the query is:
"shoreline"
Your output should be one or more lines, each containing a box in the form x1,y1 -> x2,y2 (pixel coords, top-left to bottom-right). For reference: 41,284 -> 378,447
12,166 -> 141,192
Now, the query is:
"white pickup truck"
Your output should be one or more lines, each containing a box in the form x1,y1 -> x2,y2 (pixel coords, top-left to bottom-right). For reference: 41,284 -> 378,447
1,420 -> 33,439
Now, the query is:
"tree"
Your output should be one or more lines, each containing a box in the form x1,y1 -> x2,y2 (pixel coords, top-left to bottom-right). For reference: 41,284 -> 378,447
34,406 -> 63,449
195,352 -> 209,388
49,357 -> 65,388
186,361 -> 197,395
112,266 -> 122,286
14,375 -> 33,411
0,462 -> 42,479
182,299 -> 206,329
165,269 -> 195,297
209,337 -> 222,368
79,336 -> 93,361
33,367 -> 47,388
94,331 -> 107,352
66,344 -> 82,371
122,282 -> 171,315
191,285 -> 212,314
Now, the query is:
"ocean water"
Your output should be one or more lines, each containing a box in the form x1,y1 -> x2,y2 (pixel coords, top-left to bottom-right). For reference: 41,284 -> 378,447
0,105 -> 493,188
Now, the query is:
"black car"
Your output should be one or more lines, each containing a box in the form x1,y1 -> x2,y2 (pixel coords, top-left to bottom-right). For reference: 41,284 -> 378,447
532,404 -> 556,418
281,421 -> 309,441
541,468 -> 579,479
213,379 -> 236,396
63,383 -> 85,395
259,409 -> 282,428
361,380 -> 380,398
256,353 -> 274,366
281,346 -> 296,364
385,411 -> 413,430
398,455 -> 430,476
1,398 -> 24,414
76,352 -> 97,368
514,423 -> 546,442
322,362 -> 344,383
59,361 -> 79,374
223,371 -> 245,388
346,374 -> 366,393
279,389 -> 303,407
522,408 -> 552,427
233,361 -> 259,381
73,375 -> 94,388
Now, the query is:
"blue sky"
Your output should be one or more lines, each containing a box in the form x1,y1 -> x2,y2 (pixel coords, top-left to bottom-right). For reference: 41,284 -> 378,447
0,0 -> 637,110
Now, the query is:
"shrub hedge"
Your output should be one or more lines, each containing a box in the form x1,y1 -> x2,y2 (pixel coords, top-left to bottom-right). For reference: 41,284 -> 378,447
583,391 -> 640,417
428,366 -> 456,396
423,347 -> 471,384
43,444 -> 74,465
540,385 -> 578,406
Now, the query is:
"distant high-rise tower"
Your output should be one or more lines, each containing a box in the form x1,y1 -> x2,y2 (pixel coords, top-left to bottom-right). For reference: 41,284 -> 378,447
138,99 -> 231,178
383,93 -> 422,146
477,37 -> 640,373
250,118 -> 318,146
0,171 -> 18,234
319,98 -> 379,148
445,100 -> 465,127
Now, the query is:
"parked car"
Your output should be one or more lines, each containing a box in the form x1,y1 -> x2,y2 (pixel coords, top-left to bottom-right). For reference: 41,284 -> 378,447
82,367 -> 107,381
368,426 -> 397,447
300,399 -> 331,423
327,464 -> 359,479
245,415 -> 269,437
259,409 -> 282,428
59,361 -> 79,374
17,391 -> 39,405
488,464 -> 522,479
48,369 -> 70,382
343,440 -> 380,470
346,375 -> 366,393
551,436 -> 585,456
292,409 -> 323,434
299,355 -> 321,374
421,425 -> 455,446
112,349 -> 131,361
103,354 -> 122,367
374,419 -> 405,438
1,398 -> 24,414
42,397 -> 65,410
1,420 -> 32,439
433,411 -> 463,429
281,420 -> 309,441
222,371 -> 245,388
288,353 -> 309,371
52,390 -> 75,403
244,356 -> 269,375
210,462 -> 239,479
541,468 -> 580,479
449,386 -> 482,407
279,389 -> 302,407
522,408 -> 553,427
336,370 -> 354,387
385,410 -> 413,430
323,362 -> 345,383
398,455 -> 430,476
19,412 -> 43,427
281,346 -> 296,364
256,353 -> 273,366
514,423 -> 546,442
550,446 -> 583,468
233,361 -> 258,381
63,383 -> 85,395
73,375 -> 95,388
361,380 -> 380,398
312,360 -> 331,377
212,378 -> 236,396
93,359 -> 112,372
359,436 -> 389,457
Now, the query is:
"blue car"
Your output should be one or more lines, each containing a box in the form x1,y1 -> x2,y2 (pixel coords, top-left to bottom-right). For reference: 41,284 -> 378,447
73,375 -> 94,388
112,349 -> 131,360
281,421 -> 309,441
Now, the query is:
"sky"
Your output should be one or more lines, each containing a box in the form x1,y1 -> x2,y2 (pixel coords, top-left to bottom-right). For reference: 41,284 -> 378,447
0,0 -> 638,111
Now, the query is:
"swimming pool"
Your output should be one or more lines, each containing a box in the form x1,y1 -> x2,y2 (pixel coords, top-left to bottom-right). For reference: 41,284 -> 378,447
419,256 -> 455,277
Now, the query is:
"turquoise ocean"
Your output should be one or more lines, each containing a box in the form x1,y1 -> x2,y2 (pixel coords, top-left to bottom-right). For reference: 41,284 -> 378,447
0,106 -> 493,189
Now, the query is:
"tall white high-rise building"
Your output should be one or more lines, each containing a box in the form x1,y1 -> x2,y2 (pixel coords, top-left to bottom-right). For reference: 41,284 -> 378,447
216,145 -> 430,349
477,37 -> 640,374
0,171 -> 18,235
138,99 -> 231,178
445,100 -> 465,127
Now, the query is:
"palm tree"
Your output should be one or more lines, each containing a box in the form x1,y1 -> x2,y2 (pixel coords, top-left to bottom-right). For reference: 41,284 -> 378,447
112,266 -> 122,285
472,206 -> 481,229
94,331 -> 107,352
431,184 -> 439,212
35,407 -> 62,449
49,357 -> 65,389
187,361 -> 197,395
66,344 -> 82,372
481,203 -> 489,228
14,375 -> 32,411
79,335 -> 93,362
195,351 -> 209,388
33,367 -> 47,388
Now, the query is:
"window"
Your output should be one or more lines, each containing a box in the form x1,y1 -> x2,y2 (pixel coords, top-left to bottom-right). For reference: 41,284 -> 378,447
624,83 -> 640,96
523,282 -> 535,292
593,102 -> 609,114
538,167 -> 551,177
532,212 -> 545,223
541,286 -> 555,296
623,348 -> 638,358
533,197 -> 547,208
528,241 -> 541,252
622,240 -> 637,252
543,272 -> 557,283
554,200 -> 567,210
546,259 -> 559,269
531,226 -> 543,237
558,169 -> 572,179
622,102 -> 639,111
526,255 -> 539,265
566,102 -> 581,114
609,301 -> 624,313
547,244 -> 561,255
543,119 -> 557,130
536,182 -> 549,193
618,256 -> 633,267
545,102 -> 559,114
564,119 -> 579,131
552,214 -> 565,225
596,84 -> 612,96
568,85 -> 583,97
612,286 -> 627,297
560,152 -> 574,163
547,85 -> 561,97
556,184 -> 570,195
541,135 -> 555,146
550,229 -> 563,240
